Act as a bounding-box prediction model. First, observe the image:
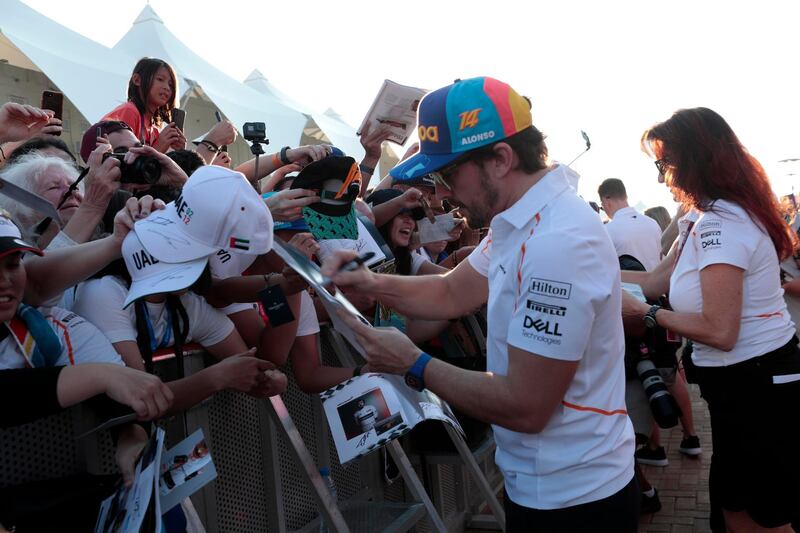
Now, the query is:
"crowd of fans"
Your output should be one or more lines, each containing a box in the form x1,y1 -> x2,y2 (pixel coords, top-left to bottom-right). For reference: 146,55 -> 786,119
0,59 -> 799,533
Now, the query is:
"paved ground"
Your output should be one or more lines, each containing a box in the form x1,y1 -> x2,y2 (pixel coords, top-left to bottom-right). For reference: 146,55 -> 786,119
638,382 -> 711,532
467,382 -> 713,533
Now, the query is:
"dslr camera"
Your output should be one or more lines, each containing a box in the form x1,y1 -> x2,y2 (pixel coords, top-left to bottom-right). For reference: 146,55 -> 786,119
102,151 -> 161,185
243,122 -> 268,143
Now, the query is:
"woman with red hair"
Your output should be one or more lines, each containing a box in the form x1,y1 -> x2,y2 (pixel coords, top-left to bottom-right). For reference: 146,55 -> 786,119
623,107 -> 800,532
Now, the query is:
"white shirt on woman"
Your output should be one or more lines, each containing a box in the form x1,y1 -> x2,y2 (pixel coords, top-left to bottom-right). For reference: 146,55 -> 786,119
670,200 -> 795,367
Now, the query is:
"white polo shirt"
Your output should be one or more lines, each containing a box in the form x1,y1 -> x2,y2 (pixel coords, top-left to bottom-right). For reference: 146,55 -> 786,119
72,277 -> 234,348
467,165 -> 634,510
0,307 -> 123,370
605,206 -> 663,271
670,200 -> 795,367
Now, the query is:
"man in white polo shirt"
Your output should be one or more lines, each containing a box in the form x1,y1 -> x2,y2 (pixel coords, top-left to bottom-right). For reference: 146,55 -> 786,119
324,77 -> 637,532
599,178 -> 662,271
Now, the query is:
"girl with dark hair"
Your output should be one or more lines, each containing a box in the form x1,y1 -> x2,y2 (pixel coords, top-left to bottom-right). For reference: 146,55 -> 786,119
103,57 -> 185,153
624,107 -> 800,532
366,189 -> 454,342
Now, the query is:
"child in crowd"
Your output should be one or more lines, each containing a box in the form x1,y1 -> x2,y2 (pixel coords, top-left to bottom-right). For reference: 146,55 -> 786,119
103,57 -> 185,153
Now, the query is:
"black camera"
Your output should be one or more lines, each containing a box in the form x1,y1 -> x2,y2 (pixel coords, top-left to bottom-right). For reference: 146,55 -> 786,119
243,122 -> 268,143
636,344 -> 682,429
102,151 -> 161,185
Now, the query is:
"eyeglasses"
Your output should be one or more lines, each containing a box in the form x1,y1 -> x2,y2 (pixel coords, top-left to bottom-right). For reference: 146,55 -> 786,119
654,158 -> 671,176
429,155 -> 471,191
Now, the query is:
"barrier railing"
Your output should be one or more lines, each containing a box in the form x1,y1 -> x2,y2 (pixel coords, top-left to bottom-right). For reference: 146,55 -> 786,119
0,325 -> 503,532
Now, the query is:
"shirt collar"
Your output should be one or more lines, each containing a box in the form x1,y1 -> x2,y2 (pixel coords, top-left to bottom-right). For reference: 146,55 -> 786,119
495,164 -> 574,229
614,206 -> 637,218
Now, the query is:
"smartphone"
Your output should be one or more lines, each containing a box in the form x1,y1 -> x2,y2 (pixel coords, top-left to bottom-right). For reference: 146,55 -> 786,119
40,90 -> 63,136
171,108 -> 186,131
214,111 -> 227,152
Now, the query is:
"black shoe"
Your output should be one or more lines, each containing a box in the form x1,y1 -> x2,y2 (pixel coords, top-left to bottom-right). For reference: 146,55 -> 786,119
678,435 -> 702,456
640,488 -> 662,514
635,446 -> 668,467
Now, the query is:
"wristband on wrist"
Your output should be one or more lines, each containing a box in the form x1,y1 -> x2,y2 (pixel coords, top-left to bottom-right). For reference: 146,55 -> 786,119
279,146 -> 292,165
404,352 -> 432,391
359,163 -> 375,175
271,153 -> 281,168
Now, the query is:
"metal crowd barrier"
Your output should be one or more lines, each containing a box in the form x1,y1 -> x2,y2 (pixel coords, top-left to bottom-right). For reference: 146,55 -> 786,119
0,325 -> 503,532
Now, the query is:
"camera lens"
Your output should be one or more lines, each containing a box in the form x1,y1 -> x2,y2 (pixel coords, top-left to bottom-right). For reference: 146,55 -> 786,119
636,358 -> 681,429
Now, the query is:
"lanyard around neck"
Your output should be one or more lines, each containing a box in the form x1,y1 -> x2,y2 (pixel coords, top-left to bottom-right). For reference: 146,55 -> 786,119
141,301 -> 172,352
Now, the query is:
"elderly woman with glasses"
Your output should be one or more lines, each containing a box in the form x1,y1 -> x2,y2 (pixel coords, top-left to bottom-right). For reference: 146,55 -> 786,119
622,107 -> 800,532
0,143 -> 122,248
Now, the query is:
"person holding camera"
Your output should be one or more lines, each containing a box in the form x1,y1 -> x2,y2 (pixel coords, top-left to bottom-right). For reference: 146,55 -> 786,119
322,77 -> 637,532
623,107 -> 800,532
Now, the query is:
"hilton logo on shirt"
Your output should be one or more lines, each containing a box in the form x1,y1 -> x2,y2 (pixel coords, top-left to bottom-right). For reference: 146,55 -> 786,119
529,278 -> 572,299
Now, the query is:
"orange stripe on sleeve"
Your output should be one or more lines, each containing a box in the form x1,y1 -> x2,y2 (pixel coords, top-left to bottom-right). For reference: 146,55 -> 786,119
49,319 -> 73,365
562,400 -> 628,417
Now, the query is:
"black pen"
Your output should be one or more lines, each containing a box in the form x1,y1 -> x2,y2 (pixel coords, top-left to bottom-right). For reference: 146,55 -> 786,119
322,252 -> 376,288
337,252 -> 376,274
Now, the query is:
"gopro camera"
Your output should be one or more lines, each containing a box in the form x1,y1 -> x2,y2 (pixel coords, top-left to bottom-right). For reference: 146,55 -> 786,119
243,122 -> 268,143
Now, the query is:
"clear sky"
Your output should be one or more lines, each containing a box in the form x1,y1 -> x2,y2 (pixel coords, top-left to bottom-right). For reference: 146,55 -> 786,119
22,0 -> 800,213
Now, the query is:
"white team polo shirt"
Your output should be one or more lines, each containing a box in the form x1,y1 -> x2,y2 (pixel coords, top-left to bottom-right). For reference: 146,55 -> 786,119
0,307 -> 123,370
467,165 -> 634,510
670,200 -> 795,367
605,206 -> 663,271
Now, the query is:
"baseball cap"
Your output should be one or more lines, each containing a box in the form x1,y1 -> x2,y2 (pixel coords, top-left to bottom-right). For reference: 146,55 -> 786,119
390,77 -> 533,181
122,231 -> 208,308
135,165 -> 273,263
80,121 -> 134,163
0,216 -> 43,258
291,156 -> 361,241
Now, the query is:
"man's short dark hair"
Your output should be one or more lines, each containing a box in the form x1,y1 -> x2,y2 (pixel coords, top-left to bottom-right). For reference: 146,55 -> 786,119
469,126 -> 548,174
167,149 -> 205,177
598,178 -> 627,199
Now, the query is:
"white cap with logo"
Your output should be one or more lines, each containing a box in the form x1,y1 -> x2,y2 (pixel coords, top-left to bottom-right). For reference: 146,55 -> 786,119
134,165 -> 274,263
122,231 -> 208,308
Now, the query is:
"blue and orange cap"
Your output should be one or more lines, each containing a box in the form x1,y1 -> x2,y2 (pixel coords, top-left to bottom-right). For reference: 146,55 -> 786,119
390,77 -> 532,181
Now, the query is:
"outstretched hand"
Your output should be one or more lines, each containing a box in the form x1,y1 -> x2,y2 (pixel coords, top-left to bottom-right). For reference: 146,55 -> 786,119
0,103 -> 53,143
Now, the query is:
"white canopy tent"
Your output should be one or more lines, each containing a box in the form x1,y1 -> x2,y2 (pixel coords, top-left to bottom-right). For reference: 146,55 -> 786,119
242,69 -> 364,159
0,0 -> 130,122
112,6 -> 312,153
0,1 -> 365,160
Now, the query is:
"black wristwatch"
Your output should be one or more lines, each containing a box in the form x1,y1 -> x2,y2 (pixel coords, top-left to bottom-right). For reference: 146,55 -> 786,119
644,304 -> 662,329
279,146 -> 292,165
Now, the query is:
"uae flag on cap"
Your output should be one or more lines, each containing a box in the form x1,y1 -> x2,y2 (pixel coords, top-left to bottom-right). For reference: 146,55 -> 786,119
230,237 -> 250,251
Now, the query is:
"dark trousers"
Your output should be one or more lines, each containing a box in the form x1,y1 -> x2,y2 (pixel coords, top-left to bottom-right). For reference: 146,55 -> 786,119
504,476 -> 640,533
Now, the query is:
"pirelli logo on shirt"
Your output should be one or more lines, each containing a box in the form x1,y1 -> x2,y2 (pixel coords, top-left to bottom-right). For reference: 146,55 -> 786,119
529,278 -> 572,299
527,299 -> 567,316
